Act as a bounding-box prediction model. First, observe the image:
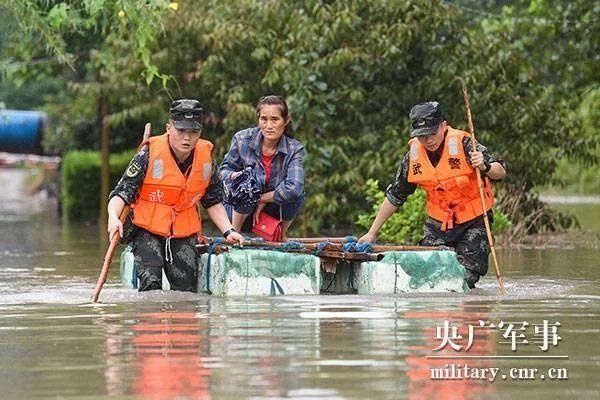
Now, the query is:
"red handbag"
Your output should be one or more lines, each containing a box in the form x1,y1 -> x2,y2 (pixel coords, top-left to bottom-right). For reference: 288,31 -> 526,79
252,211 -> 283,242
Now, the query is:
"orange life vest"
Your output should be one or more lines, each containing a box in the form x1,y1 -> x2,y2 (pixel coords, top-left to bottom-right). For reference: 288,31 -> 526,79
132,133 -> 213,238
407,127 -> 494,231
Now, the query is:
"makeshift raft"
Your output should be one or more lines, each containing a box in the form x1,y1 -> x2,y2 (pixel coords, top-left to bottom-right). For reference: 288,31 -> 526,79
120,239 -> 469,295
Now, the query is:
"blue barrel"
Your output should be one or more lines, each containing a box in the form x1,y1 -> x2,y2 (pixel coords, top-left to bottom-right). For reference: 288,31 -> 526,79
0,109 -> 46,154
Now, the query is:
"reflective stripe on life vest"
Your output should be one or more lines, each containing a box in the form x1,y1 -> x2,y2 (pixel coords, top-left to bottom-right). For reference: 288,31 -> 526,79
132,133 -> 213,238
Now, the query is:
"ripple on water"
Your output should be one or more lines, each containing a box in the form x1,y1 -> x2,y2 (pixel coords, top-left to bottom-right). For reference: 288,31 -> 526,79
0,276 -> 592,307
299,311 -> 394,319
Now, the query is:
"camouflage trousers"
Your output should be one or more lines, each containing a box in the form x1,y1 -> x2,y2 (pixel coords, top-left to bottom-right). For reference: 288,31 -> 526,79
420,213 -> 492,288
131,229 -> 200,292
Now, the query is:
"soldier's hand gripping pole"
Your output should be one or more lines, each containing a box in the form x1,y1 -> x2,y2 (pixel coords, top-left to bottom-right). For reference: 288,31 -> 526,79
92,123 -> 151,303
459,79 -> 505,295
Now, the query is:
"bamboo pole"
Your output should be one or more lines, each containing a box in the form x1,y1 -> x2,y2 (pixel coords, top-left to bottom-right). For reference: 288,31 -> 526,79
327,243 -> 450,253
91,205 -> 129,303
197,240 -> 384,262
314,250 -> 383,262
287,237 -> 356,243
282,238 -> 450,252
459,79 -> 505,295
196,243 -> 229,255
208,238 -> 448,253
92,123 -> 151,303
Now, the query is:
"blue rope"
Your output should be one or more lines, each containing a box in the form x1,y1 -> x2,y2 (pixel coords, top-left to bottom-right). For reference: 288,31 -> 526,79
356,242 -> 373,253
315,241 -> 330,252
344,235 -> 357,243
342,241 -> 373,253
312,241 -> 330,256
279,241 -> 305,251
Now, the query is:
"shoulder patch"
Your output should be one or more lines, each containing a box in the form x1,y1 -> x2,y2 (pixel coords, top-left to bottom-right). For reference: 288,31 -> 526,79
126,159 -> 142,178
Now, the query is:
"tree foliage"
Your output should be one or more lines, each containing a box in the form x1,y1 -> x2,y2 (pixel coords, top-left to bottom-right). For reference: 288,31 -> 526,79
1,0 -> 597,233
355,179 -> 428,244
0,0 -> 175,152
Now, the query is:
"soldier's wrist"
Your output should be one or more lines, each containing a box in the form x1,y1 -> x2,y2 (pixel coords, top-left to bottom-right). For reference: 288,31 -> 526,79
223,228 -> 237,239
482,161 -> 492,174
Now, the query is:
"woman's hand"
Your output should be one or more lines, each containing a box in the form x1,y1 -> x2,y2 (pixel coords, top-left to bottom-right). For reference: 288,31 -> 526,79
358,231 -> 377,244
226,230 -> 245,246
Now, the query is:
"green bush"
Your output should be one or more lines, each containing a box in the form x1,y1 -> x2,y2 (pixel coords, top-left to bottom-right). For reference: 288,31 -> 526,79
355,179 -> 427,244
356,179 -> 511,243
61,150 -> 134,221
492,207 -> 511,235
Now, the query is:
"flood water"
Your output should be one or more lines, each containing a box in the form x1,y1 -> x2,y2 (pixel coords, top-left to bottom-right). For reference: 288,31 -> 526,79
1,169 -> 599,399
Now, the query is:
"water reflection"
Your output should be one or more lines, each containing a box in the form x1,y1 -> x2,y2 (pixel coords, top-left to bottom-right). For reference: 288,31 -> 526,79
102,311 -> 211,399
1,168 -> 600,399
404,306 -> 495,400
205,298 -> 305,398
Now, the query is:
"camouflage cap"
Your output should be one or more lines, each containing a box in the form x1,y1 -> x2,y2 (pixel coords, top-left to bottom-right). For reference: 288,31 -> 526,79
169,99 -> 203,131
409,101 -> 444,137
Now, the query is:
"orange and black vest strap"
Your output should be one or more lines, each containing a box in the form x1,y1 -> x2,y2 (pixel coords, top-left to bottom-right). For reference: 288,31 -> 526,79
132,133 -> 214,238
406,127 -> 494,231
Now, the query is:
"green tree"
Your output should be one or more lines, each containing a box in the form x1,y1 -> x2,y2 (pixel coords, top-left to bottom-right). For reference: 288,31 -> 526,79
355,179 -> 428,244
436,0 -> 598,235
163,0 -> 597,235
1,0 -> 177,227
2,0 -> 597,237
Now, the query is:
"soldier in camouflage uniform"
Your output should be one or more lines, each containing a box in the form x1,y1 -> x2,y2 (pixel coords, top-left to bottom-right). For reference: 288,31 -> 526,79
358,101 -> 506,288
107,99 -> 244,292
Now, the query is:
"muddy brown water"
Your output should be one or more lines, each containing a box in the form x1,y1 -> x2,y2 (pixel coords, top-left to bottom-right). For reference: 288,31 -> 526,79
1,169 -> 599,399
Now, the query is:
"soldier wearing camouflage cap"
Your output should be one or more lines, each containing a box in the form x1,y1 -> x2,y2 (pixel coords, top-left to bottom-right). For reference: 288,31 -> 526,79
358,101 -> 507,289
107,99 -> 244,292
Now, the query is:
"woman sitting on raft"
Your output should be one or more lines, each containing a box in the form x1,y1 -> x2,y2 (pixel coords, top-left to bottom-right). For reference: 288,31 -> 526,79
219,95 -> 305,240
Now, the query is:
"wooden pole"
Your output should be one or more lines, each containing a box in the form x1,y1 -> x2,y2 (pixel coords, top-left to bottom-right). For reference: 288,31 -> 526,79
314,250 -> 383,262
91,123 -> 152,303
353,244 -> 450,253
459,79 -> 505,295
245,240 -> 434,259
210,238 -> 448,253
198,240 -> 384,262
91,205 -> 129,303
287,237 -> 356,243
